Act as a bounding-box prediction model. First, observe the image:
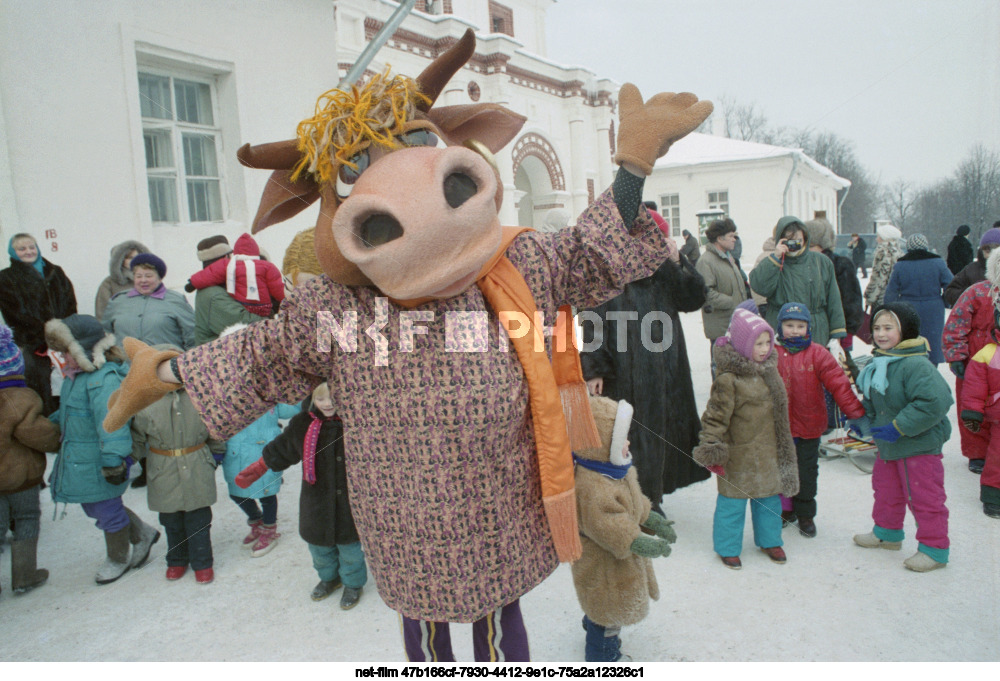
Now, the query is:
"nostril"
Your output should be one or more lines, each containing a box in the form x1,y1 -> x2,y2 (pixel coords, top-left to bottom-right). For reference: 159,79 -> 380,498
443,172 -> 478,209
357,213 -> 404,249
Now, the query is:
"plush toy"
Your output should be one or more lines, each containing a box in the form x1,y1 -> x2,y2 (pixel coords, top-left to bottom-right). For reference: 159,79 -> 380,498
572,395 -> 675,662
103,29 -> 711,661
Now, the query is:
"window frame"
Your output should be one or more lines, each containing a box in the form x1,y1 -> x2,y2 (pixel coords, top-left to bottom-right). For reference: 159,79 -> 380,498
707,189 -> 729,217
659,193 -> 681,237
137,67 -> 226,225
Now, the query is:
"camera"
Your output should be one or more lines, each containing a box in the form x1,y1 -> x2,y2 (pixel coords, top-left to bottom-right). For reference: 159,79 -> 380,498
784,239 -> 803,251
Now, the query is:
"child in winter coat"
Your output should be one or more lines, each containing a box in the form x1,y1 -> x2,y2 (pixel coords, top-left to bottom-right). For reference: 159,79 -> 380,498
942,247 -> 1000,474
45,315 -> 160,585
693,308 -> 799,570
774,302 -> 866,538
130,346 -> 226,584
571,395 -> 675,662
0,323 -> 62,595
852,303 -> 953,571
239,382 -> 368,610
952,306 -> 1000,519
185,233 -> 285,317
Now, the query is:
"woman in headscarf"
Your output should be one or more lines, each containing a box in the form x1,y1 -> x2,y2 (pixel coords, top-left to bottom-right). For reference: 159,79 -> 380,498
864,224 -> 904,311
0,233 -> 77,413
94,241 -> 150,320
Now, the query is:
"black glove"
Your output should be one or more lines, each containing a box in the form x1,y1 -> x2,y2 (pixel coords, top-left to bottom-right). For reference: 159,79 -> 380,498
950,361 -> 966,379
102,463 -> 128,486
184,280 -> 195,293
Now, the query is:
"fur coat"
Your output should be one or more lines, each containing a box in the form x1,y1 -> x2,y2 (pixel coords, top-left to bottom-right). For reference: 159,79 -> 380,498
692,344 -> 798,499
580,255 -> 709,507
571,457 -> 658,628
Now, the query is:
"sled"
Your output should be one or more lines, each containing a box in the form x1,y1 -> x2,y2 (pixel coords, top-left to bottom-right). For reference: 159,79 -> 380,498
818,351 -> 876,474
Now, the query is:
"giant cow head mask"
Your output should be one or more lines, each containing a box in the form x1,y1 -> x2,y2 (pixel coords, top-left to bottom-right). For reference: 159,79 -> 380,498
237,29 -> 526,300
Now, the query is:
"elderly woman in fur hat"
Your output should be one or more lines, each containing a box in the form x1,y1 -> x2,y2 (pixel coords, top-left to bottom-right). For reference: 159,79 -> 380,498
572,395 -> 676,662
45,314 -> 160,585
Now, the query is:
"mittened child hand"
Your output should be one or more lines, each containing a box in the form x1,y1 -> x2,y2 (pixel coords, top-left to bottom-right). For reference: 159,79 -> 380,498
963,419 -> 982,433
950,361 -> 966,379
235,457 -> 269,488
102,463 -> 128,486
847,415 -> 872,439
706,464 -> 725,477
642,511 -> 677,543
184,280 -> 196,293
871,422 -> 902,443
630,534 -> 672,558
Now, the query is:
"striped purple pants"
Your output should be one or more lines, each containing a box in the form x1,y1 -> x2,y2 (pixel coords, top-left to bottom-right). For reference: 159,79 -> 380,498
401,599 -> 529,662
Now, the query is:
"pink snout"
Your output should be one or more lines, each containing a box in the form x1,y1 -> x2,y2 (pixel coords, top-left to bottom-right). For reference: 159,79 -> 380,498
331,145 -> 503,300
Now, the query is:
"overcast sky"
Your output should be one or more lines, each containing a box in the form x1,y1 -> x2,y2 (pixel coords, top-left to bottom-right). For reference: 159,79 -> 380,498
544,0 -> 999,186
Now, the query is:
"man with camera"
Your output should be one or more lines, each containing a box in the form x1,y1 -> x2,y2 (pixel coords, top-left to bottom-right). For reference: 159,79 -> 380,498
749,216 -> 846,347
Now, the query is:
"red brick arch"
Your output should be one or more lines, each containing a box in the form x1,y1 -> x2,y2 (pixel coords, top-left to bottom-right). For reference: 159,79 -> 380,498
511,133 -> 565,192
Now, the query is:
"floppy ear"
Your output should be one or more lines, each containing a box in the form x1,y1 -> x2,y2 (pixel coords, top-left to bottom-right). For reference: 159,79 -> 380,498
249,170 -> 321,234
428,103 -> 527,153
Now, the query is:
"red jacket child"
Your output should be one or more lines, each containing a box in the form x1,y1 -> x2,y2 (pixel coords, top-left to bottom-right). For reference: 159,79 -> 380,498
187,233 -> 285,316
775,304 -> 864,439
958,338 -> 1000,515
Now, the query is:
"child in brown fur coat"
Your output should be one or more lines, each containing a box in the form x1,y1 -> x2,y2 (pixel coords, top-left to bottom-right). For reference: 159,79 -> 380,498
571,395 -> 676,662
692,308 -> 799,570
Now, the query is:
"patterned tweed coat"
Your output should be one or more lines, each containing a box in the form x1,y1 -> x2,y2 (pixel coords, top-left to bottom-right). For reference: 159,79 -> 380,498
178,190 -> 669,622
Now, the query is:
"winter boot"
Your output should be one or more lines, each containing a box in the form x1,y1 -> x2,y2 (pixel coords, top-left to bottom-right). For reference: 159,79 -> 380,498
340,586 -> 363,610
131,458 -> 148,488
780,510 -> 797,527
903,551 -> 946,573
95,527 -> 132,584
984,502 -> 1000,519
242,519 -> 263,548
583,615 -> 622,662
125,508 -> 160,569
250,524 -> 280,557
11,538 -> 49,595
853,531 -> 902,550
311,578 -> 342,601
797,517 -> 817,538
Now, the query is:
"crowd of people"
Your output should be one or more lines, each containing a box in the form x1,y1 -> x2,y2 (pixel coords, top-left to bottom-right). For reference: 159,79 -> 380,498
2,212 -> 1000,660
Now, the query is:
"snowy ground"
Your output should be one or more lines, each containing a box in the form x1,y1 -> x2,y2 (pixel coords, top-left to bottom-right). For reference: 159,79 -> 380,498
2,305 -> 999,664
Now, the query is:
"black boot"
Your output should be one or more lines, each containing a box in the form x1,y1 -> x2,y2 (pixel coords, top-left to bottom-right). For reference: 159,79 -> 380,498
11,538 -> 49,594
131,459 -> 148,488
798,517 -> 817,538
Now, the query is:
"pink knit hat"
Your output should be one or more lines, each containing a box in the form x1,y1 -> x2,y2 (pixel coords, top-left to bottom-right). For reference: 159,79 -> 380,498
649,210 -> 670,236
716,308 -> 774,360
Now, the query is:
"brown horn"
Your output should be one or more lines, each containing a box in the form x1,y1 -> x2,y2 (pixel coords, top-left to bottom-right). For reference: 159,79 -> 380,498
415,28 -> 476,111
237,140 -> 302,171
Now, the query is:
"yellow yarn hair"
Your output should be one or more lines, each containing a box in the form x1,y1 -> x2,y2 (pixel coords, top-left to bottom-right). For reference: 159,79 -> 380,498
291,66 -> 431,184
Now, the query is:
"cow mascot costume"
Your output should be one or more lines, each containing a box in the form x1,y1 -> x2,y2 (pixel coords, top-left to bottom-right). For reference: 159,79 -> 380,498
103,29 -> 711,661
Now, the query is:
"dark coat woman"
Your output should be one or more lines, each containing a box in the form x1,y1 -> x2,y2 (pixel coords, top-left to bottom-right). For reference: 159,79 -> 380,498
0,235 -> 77,414
943,228 -> 1000,307
580,253 -> 710,513
884,234 -> 953,364
946,226 -> 974,275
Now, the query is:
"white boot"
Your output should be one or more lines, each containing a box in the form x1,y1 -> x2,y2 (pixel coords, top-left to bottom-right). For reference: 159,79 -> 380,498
95,528 -> 131,585
903,551 -> 946,572
852,531 -> 902,550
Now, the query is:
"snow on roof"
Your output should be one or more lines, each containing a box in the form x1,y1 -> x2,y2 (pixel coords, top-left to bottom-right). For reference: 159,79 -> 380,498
653,133 -> 851,189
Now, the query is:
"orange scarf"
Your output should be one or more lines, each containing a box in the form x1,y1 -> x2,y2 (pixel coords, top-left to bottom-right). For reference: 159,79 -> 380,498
394,226 -> 599,563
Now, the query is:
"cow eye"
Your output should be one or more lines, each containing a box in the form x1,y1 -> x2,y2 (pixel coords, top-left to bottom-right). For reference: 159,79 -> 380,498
336,150 -> 370,199
399,129 -> 442,149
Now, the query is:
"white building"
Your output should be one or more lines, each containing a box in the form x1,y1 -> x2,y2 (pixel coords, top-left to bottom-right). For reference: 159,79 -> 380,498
644,133 -> 851,264
0,0 -> 619,314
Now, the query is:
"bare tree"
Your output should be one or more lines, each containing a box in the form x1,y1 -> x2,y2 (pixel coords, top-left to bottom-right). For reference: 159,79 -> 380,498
717,95 -> 769,142
954,144 -> 1000,233
882,179 -> 917,231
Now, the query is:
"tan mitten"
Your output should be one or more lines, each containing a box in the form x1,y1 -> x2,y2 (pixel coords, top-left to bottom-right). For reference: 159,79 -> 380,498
613,84 -> 714,175
102,338 -> 182,433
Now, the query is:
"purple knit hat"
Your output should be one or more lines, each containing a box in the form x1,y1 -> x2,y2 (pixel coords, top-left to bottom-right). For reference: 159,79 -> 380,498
717,308 -> 774,360
980,228 -> 1000,248
0,323 -> 25,378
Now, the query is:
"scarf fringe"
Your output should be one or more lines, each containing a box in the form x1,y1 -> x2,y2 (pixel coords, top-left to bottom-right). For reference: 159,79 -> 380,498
559,382 -> 601,450
542,489 -> 582,562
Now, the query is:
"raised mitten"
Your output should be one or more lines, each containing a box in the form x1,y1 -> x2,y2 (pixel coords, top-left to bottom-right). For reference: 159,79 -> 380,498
613,84 -> 714,175
102,338 -> 182,433
630,534 -> 671,558
641,511 -> 677,544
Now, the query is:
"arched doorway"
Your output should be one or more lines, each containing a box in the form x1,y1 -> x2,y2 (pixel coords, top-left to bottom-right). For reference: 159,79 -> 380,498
511,133 -> 566,230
